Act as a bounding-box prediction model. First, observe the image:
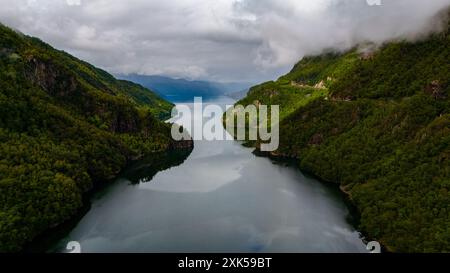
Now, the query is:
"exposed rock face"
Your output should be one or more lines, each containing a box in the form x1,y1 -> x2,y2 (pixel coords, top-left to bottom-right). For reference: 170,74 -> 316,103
425,80 -> 447,99
291,80 -> 327,89
314,80 -> 326,89
25,57 -> 79,97
24,56 -> 148,135
308,133 -> 324,145
170,138 -> 194,150
330,94 -> 354,102
360,51 -> 375,60
110,112 -> 140,133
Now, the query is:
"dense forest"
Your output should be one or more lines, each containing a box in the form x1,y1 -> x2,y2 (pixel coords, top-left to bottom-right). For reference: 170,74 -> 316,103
229,11 -> 450,252
0,24 -> 192,252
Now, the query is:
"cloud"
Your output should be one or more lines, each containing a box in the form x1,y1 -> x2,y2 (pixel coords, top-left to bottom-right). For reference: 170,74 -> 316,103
235,0 -> 450,68
0,0 -> 449,82
66,0 -> 81,6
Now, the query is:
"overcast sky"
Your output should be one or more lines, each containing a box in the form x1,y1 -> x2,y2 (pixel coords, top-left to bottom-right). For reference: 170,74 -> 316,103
0,0 -> 449,82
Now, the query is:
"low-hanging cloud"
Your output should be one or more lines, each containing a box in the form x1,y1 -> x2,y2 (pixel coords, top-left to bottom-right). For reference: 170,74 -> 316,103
0,0 -> 449,82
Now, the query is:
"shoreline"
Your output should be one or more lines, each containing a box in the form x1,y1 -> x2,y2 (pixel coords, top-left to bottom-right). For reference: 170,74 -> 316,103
23,141 -> 194,253
253,147 -> 391,253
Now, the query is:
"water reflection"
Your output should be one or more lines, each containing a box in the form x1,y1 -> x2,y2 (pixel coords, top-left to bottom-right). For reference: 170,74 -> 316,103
49,96 -> 367,253
122,150 -> 193,184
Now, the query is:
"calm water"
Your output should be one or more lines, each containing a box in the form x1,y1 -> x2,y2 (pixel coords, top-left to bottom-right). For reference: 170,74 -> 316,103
50,96 -> 367,253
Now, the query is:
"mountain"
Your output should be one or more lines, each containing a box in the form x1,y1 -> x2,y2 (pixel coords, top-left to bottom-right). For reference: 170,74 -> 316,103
0,24 -> 192,252
225,89 -> 249,100
119,74 -> 252,102
228,11 -> 450,252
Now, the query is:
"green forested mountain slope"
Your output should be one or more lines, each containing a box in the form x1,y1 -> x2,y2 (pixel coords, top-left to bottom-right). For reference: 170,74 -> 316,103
232,16 -> 450,252
0,24 -> 187,251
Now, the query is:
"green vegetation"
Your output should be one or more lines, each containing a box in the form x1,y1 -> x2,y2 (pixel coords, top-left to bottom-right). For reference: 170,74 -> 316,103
230,15 -> 450,252
239,80 -> 329,122
0,24 -> 190,252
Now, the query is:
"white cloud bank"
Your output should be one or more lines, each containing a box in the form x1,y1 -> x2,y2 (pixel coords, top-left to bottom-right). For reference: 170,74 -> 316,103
0,0 -> 449,82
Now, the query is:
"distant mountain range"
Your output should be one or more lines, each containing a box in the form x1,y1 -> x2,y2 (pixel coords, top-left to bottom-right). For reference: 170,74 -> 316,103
118,74 -> 252,102
225,89 -> 250,100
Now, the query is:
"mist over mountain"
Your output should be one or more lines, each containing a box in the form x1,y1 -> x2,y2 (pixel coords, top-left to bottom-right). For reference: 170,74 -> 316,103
2,0 -> 449,82
1,0 -> 450,255
119,74 -> 253,102
229,10 -> 450,252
